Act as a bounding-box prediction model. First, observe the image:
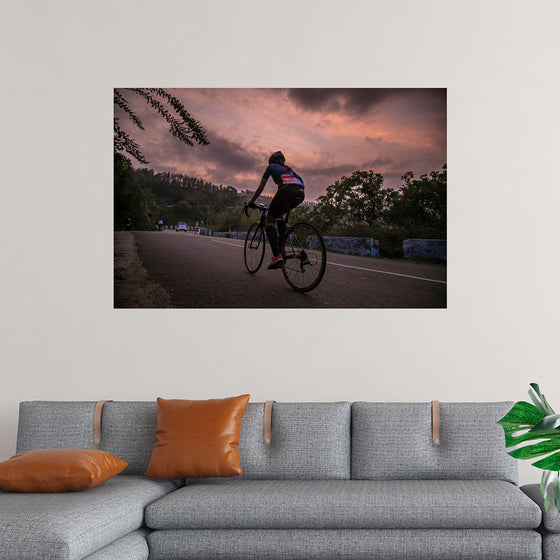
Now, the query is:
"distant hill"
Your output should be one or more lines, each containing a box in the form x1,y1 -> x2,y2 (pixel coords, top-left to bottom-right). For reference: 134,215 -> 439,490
125,166 -> 270,229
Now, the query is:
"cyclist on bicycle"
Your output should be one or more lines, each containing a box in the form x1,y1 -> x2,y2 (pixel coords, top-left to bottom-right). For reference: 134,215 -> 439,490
247,151 -> 305,269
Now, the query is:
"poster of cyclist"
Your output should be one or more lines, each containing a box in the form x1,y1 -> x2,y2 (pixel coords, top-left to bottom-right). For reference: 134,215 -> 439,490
114,88 -> 446,308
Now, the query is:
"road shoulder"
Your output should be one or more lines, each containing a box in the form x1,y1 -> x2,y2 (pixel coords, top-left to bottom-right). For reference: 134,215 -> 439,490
114,231 -> 173,308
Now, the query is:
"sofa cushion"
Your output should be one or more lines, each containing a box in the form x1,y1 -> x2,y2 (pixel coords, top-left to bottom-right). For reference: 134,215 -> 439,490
83,529 -> 149,560
17,401 -> 97,452
0,448 -> 127,492
352,402 -> 518,483
98,402 -> 158,475
544,533 -> 560,560
238,402 -> 351,479
17,401 -> 159,476
147,529 -> 541,560
145,479 -> 541,530
145,395 -> 250,479
522,483 -> 560,533
0,475 -> 179,560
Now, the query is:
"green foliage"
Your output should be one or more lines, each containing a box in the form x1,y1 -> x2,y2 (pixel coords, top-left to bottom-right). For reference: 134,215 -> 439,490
114,161 -> 448,252
114,88 -> 209,164
388,166 -> 447,239
310,166 -> 446,250
313,170 -> 390,233
114,153 -> 159,230
498,383 -> 560,512
213,208 -> 254,233
115,166 -> 250,230
287,202 -> 314,225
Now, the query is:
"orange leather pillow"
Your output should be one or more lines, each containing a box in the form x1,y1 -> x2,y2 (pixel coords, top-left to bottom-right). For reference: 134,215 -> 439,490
145,395 -> 250,479
0,448 -> 128,492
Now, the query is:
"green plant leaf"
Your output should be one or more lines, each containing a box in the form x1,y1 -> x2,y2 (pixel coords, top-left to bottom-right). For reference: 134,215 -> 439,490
498,391 -> 560,475
497,401 -> 549,447
532,451 -> 560,471
529,383 -> 556,415
530,414 -> 560,432
503,428 -> 560,448
509,439 -> 560,460
498,401 -> 546,427
554,476 -> 560,512
498,386 -> 560,513
540,470 -> 560,512
541,469 -> 557,495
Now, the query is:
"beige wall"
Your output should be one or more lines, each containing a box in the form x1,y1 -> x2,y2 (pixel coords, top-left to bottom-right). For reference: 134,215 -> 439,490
1,0 -> 559,486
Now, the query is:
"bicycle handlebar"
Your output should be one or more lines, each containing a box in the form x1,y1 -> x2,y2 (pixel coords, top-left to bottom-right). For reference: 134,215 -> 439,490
243,203 -> 267,217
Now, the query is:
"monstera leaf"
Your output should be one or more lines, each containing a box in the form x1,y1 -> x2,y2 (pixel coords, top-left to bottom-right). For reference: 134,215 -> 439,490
498,383 -> 560,512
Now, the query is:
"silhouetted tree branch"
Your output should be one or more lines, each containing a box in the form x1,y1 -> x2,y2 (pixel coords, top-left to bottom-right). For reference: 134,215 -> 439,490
114,88 -> 210,163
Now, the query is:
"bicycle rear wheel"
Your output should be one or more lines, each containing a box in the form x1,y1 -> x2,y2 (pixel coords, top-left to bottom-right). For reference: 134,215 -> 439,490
281,223 -> 326,292
244,223 -> 266,273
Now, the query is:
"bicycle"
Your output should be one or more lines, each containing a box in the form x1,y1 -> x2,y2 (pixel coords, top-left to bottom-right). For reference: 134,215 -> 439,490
243,203 -> 327,292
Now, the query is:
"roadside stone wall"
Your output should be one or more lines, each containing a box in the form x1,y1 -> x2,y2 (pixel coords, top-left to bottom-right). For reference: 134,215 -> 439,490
212,232 -> 379,257
209,231 -> 447,261
211,231 -> 246,239
403,239 -> 447,261
321,236 -> 379,257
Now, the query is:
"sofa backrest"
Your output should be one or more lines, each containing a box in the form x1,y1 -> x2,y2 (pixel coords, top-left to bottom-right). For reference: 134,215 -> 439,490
17,400 -> 516,482
16,401 -> 352,479
351,402 -> 518,484
238,402 -> 351,479
16,401 -> 157,475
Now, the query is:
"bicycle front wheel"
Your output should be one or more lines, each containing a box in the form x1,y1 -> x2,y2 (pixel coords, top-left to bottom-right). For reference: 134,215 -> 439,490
281,223 -> 326,292
244,223 -> 266,273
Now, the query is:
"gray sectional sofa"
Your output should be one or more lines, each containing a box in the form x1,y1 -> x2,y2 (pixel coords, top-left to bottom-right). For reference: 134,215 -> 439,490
0,400 -> 558,559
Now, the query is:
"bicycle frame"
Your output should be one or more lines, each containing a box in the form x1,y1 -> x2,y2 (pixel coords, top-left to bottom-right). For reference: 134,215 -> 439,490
248,204 -> 292,241
246,204 -> 307,259
247,224 -> 264,251
243,203 -> 326,291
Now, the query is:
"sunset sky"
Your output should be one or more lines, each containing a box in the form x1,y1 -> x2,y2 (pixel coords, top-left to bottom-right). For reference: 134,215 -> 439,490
115,88 -> 446,201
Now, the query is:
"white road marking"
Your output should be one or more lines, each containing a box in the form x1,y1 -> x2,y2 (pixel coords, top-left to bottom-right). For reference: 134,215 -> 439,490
208,237 -> 446,284
209,238 -> 244,248
329,262 -> 446,284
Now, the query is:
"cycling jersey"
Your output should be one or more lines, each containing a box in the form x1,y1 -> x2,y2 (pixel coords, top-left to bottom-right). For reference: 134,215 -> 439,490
261,163 -> 305,189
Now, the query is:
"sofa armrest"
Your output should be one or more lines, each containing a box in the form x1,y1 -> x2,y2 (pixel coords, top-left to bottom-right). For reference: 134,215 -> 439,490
522,484 -> 560,534
522,485 -> 560,560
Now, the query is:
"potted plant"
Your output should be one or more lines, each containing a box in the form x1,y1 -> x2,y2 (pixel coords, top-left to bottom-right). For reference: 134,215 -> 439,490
497,383 -> 560,512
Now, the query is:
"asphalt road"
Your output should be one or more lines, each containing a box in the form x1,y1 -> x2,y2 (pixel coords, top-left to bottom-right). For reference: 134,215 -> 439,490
133,230 -> 447,308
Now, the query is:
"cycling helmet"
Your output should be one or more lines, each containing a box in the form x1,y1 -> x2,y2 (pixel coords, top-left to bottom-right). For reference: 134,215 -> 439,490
268,151 -> 285,165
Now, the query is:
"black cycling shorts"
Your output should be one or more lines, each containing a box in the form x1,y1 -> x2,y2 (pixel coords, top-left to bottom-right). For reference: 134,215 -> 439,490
268,184 -> 305,219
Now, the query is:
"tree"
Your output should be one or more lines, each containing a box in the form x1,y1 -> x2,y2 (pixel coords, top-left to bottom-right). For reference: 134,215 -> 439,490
388,165 -> 447,239
312,170 -> 394,234
114,88 -> 210,163
213,208 -> 253,234
114,153 -> 159,230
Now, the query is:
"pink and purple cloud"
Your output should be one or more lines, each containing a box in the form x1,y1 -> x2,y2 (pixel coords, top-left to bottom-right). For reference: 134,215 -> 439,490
115,88 -> 446,200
